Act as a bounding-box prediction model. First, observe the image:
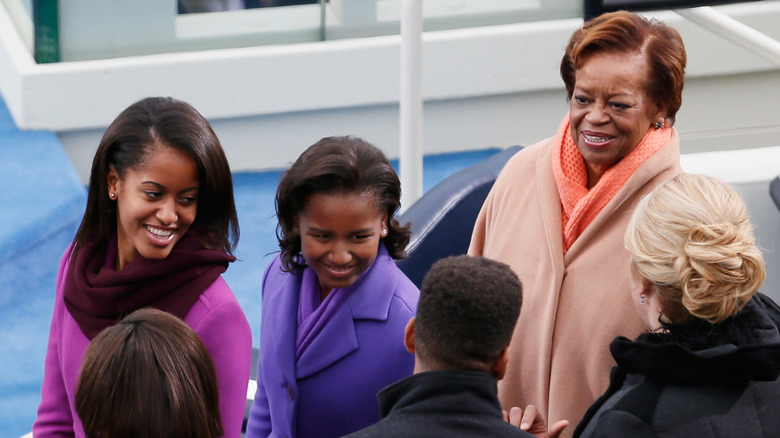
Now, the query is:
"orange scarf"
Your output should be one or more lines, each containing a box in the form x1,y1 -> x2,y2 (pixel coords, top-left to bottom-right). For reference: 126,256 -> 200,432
552,114 -> 671,253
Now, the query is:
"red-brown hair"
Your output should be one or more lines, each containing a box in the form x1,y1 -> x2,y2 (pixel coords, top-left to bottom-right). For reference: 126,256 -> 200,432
561,11 -> 687,124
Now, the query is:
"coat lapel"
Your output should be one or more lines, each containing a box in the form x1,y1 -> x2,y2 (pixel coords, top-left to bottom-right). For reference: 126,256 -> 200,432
535,141 -> 565,275
295,245 -> 398,379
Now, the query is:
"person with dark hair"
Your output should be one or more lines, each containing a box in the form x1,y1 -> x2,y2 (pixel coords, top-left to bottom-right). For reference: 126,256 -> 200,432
76,308 -> 223,438
469,11 -> 686,435
33,97 -> 252,437
344,255 -> 565,438
573,174 -> 780,437
245,136 -> 419,438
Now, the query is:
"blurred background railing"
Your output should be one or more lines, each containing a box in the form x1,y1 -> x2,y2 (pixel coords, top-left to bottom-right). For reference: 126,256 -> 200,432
3,0 -> 581,63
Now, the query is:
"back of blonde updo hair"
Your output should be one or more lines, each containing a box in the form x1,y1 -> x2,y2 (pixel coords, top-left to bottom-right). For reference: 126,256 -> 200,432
625,174 -> 765,325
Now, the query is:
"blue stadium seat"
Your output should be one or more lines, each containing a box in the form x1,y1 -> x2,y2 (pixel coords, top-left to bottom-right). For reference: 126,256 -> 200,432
396,145 -> 523,288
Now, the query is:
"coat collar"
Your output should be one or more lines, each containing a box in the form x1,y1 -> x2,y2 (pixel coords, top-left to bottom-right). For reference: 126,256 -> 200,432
611,293 -> 780,383
534,139 -> 565,263
378,370 -> 502,419
295,244 -> 400,378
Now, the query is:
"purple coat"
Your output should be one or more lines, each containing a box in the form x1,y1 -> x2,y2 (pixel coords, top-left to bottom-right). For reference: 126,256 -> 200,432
33,248 -> 252,438
246,245 -> 419,438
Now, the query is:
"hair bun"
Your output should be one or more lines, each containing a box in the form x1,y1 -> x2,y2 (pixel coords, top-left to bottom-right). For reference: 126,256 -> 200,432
679,221 -> 763,323
625,174 -> 766,325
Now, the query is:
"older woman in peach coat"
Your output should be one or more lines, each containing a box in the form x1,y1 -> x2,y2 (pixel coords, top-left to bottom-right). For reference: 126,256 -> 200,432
469,11 -> 686,436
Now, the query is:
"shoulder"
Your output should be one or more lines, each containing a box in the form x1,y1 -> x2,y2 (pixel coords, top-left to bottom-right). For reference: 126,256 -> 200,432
628,129 -> 682,192
388,266 -> 419,314
185,276 -> 249,334
349,256 -> 419,321
575,369 -> 661,438
497,138 -> 550,179
486,138 -> 552,203
651,379 -> 780,434
58,244 -> 75,270
367,256 -> 418,317
196,276 -> 240,309
54,244 -> 76,297
261,254 -> 297,296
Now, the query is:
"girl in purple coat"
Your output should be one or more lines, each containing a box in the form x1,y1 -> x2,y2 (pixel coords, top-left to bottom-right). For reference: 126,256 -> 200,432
33,97 -> 252,438
246,136 -> 419,438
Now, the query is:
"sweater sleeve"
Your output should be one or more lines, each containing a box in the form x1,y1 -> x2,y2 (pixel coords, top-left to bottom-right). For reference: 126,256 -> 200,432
33,250 -> 75,437
192,297 -> 253,438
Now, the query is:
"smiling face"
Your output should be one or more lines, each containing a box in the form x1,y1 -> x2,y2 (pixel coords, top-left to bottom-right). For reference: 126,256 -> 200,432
569,51 -> 666,187
298,191 -> 387,298
108,144 -> 200,271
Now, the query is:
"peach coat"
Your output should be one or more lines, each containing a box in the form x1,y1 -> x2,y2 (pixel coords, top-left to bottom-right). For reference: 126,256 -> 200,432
468,131 -> 681,437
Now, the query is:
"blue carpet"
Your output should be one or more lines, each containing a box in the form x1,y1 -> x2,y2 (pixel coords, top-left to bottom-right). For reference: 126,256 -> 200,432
0,223 -> 77,437
0,90 -> 502,438
0,96 -> 87,287
0,95 -> 87,437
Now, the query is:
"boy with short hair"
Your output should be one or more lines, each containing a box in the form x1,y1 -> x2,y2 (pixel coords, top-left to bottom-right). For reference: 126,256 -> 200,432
345,255 -> 543,437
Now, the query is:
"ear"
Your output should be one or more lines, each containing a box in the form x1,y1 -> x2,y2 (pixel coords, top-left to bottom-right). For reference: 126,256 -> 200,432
492,347 -> 510,380
642,281 -> 661,307
652,102 -> 668,127
641,282 -> 667,329
403,317 -> 416,354
107,166 -> 120,196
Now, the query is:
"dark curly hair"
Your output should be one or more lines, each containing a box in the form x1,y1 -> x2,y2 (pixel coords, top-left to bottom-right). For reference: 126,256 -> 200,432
415,255 -> 523,372
275,136 -> 411,271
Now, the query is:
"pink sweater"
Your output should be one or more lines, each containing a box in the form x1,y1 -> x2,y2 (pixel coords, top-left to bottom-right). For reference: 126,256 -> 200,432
33,248 -> 252,438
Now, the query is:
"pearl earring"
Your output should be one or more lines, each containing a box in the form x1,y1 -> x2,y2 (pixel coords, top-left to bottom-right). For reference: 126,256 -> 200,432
109,193 -> 116,198
640,293 -> 646,304
381,228 -> 388,236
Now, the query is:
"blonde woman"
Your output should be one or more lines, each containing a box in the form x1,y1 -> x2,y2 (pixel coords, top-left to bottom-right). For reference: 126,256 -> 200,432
574,173 -> 780,437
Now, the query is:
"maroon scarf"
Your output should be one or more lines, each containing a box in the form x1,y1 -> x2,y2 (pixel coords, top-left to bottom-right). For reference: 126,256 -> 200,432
63,232 -> 235,340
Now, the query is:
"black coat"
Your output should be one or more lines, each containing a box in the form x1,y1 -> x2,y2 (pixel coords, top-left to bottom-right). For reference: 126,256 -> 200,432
343,370 -> 535,438
574,293 -> 780,438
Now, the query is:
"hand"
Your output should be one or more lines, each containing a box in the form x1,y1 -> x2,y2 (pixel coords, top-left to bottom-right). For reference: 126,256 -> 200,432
503,405 -> 569,438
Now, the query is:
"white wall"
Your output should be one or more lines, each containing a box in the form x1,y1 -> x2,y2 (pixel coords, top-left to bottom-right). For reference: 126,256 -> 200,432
2,2 -> 780,183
